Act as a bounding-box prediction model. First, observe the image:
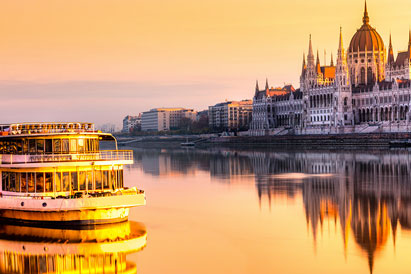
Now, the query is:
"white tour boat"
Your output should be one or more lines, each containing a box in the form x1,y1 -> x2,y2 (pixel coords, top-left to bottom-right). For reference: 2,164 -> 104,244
0,122 -> 145,225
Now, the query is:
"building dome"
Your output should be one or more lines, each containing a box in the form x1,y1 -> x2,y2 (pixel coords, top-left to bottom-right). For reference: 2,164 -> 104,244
348,2 -> 384,53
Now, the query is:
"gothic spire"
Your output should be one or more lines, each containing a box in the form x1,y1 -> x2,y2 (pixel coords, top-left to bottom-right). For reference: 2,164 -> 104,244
408,29 -> 411,61
337,27 -> 345,60
302,53 -> 307,73
316,50 -> 321,74
308,34 -> 314,58
265,78 -> 269,90
330,53 -> 334,66
363,0 -> 369,25
255,80 -> 259,91
388,33 -> 395,65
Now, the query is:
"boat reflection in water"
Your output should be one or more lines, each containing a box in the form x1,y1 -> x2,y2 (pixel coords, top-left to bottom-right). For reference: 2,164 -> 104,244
0,221 -> 147,274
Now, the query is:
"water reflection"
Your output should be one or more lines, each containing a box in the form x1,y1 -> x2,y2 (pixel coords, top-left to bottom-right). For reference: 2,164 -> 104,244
131,147 -> 411,273
0,221 -> 147,274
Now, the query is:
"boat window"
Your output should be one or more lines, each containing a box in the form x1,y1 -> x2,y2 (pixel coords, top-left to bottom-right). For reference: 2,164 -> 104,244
95,168 -> 102,190
9,173 -> 16,192
36,172 -> 44,193
8,141 -> 16,154
70,139 -> 77,153
28,173 -> 35,192
45,172 -> 53,192
110,169 -> 117,190
86,171 -> 93,191
15,173 -> 21,192
79,171 -> 86,191
36,139 -> 45,154
45,139 -> 53,154
4,141 -> 10,154
62,139 -> 69,153
23,140 -> 29,154
55,172 -> 62,192
78,138 -> 85,153
118,170 -> 124,188
21,173 -> 27,193
71,171 -> 78,191
16,140 -> 23,154
29,139 -> 36,154
62,172 -> 70,192
2,172 -> 8,191
103,170 -> 109,189
53,139 -> 61,154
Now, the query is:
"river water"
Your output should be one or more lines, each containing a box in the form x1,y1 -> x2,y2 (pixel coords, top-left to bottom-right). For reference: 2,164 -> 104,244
128,147 -> 411,274
3,147 -> 411,273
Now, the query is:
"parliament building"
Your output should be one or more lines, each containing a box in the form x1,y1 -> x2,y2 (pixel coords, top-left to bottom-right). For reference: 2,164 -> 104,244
250,2 -> 411,135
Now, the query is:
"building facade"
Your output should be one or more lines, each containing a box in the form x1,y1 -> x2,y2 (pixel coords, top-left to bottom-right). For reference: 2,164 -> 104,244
250,3 -> 411,136
122,114 -> 141,133
209,100 -> 253,131
141,108 -> 197,132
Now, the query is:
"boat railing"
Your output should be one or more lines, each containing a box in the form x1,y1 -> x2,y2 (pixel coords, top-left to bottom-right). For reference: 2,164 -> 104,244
0,150 -> 133,164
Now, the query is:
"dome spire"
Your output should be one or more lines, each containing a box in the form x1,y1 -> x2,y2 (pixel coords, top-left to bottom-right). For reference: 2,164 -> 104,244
363,0 -> 369,25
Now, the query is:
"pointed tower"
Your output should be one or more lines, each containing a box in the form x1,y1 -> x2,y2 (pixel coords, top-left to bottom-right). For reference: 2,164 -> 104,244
265,78 -> 269,90
386,34 -> 395,81
408,29 -> 411,60
334,27 -> 353,127
336,27 -> 349,87
330,53 -> 334,66
388,34 -> 395,65
316,50 -> 322,75
302,53 -> 307,74
254,80 -> 260,97
302,35 -> 317,91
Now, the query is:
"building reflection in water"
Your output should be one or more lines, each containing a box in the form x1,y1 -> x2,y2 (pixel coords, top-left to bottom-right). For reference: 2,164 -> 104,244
251,150 -> 411,274
0,221 -> 147,274
133,147 -> 411,273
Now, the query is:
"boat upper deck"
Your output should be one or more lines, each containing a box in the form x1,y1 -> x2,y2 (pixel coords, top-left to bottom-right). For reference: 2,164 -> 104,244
0,122 -> 103,138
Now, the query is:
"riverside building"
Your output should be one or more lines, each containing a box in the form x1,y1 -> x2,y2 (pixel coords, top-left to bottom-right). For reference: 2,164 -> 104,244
250,2 -> 411,136
141,108 -> 197,132
208,100 -> 253,131
122,114 -> 141,133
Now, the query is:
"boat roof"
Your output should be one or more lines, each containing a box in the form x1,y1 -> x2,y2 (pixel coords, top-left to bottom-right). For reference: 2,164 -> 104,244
0,122 -> 115,140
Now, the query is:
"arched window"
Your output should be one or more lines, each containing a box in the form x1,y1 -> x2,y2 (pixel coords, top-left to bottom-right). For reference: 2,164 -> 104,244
361,67 -> 366,84
367,67 -> 373,84
344,97 -> 348,106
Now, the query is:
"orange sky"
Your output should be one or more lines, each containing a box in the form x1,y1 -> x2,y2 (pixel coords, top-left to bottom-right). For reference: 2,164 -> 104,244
0,0 -> 409,127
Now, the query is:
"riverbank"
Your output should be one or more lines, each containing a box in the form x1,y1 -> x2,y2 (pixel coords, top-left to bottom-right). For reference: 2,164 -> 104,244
116,132 -> 411,150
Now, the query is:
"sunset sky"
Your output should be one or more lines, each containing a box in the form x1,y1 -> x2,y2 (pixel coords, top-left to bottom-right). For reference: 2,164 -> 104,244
0,0 -> 410,128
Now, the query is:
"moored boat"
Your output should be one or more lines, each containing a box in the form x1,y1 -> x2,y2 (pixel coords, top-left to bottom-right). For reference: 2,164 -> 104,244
0,122 -> 145,225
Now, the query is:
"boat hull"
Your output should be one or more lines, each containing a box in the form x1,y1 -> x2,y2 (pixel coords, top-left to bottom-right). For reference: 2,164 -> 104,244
0,192 -> 145,225
0,207 -> 130,225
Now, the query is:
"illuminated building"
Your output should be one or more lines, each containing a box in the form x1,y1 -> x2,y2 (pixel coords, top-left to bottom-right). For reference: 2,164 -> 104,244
251,2 -> 411,135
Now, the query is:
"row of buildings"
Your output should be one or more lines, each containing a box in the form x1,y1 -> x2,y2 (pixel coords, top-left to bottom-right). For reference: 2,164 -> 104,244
123,100 -> 254,133
250,2 -> 411,136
